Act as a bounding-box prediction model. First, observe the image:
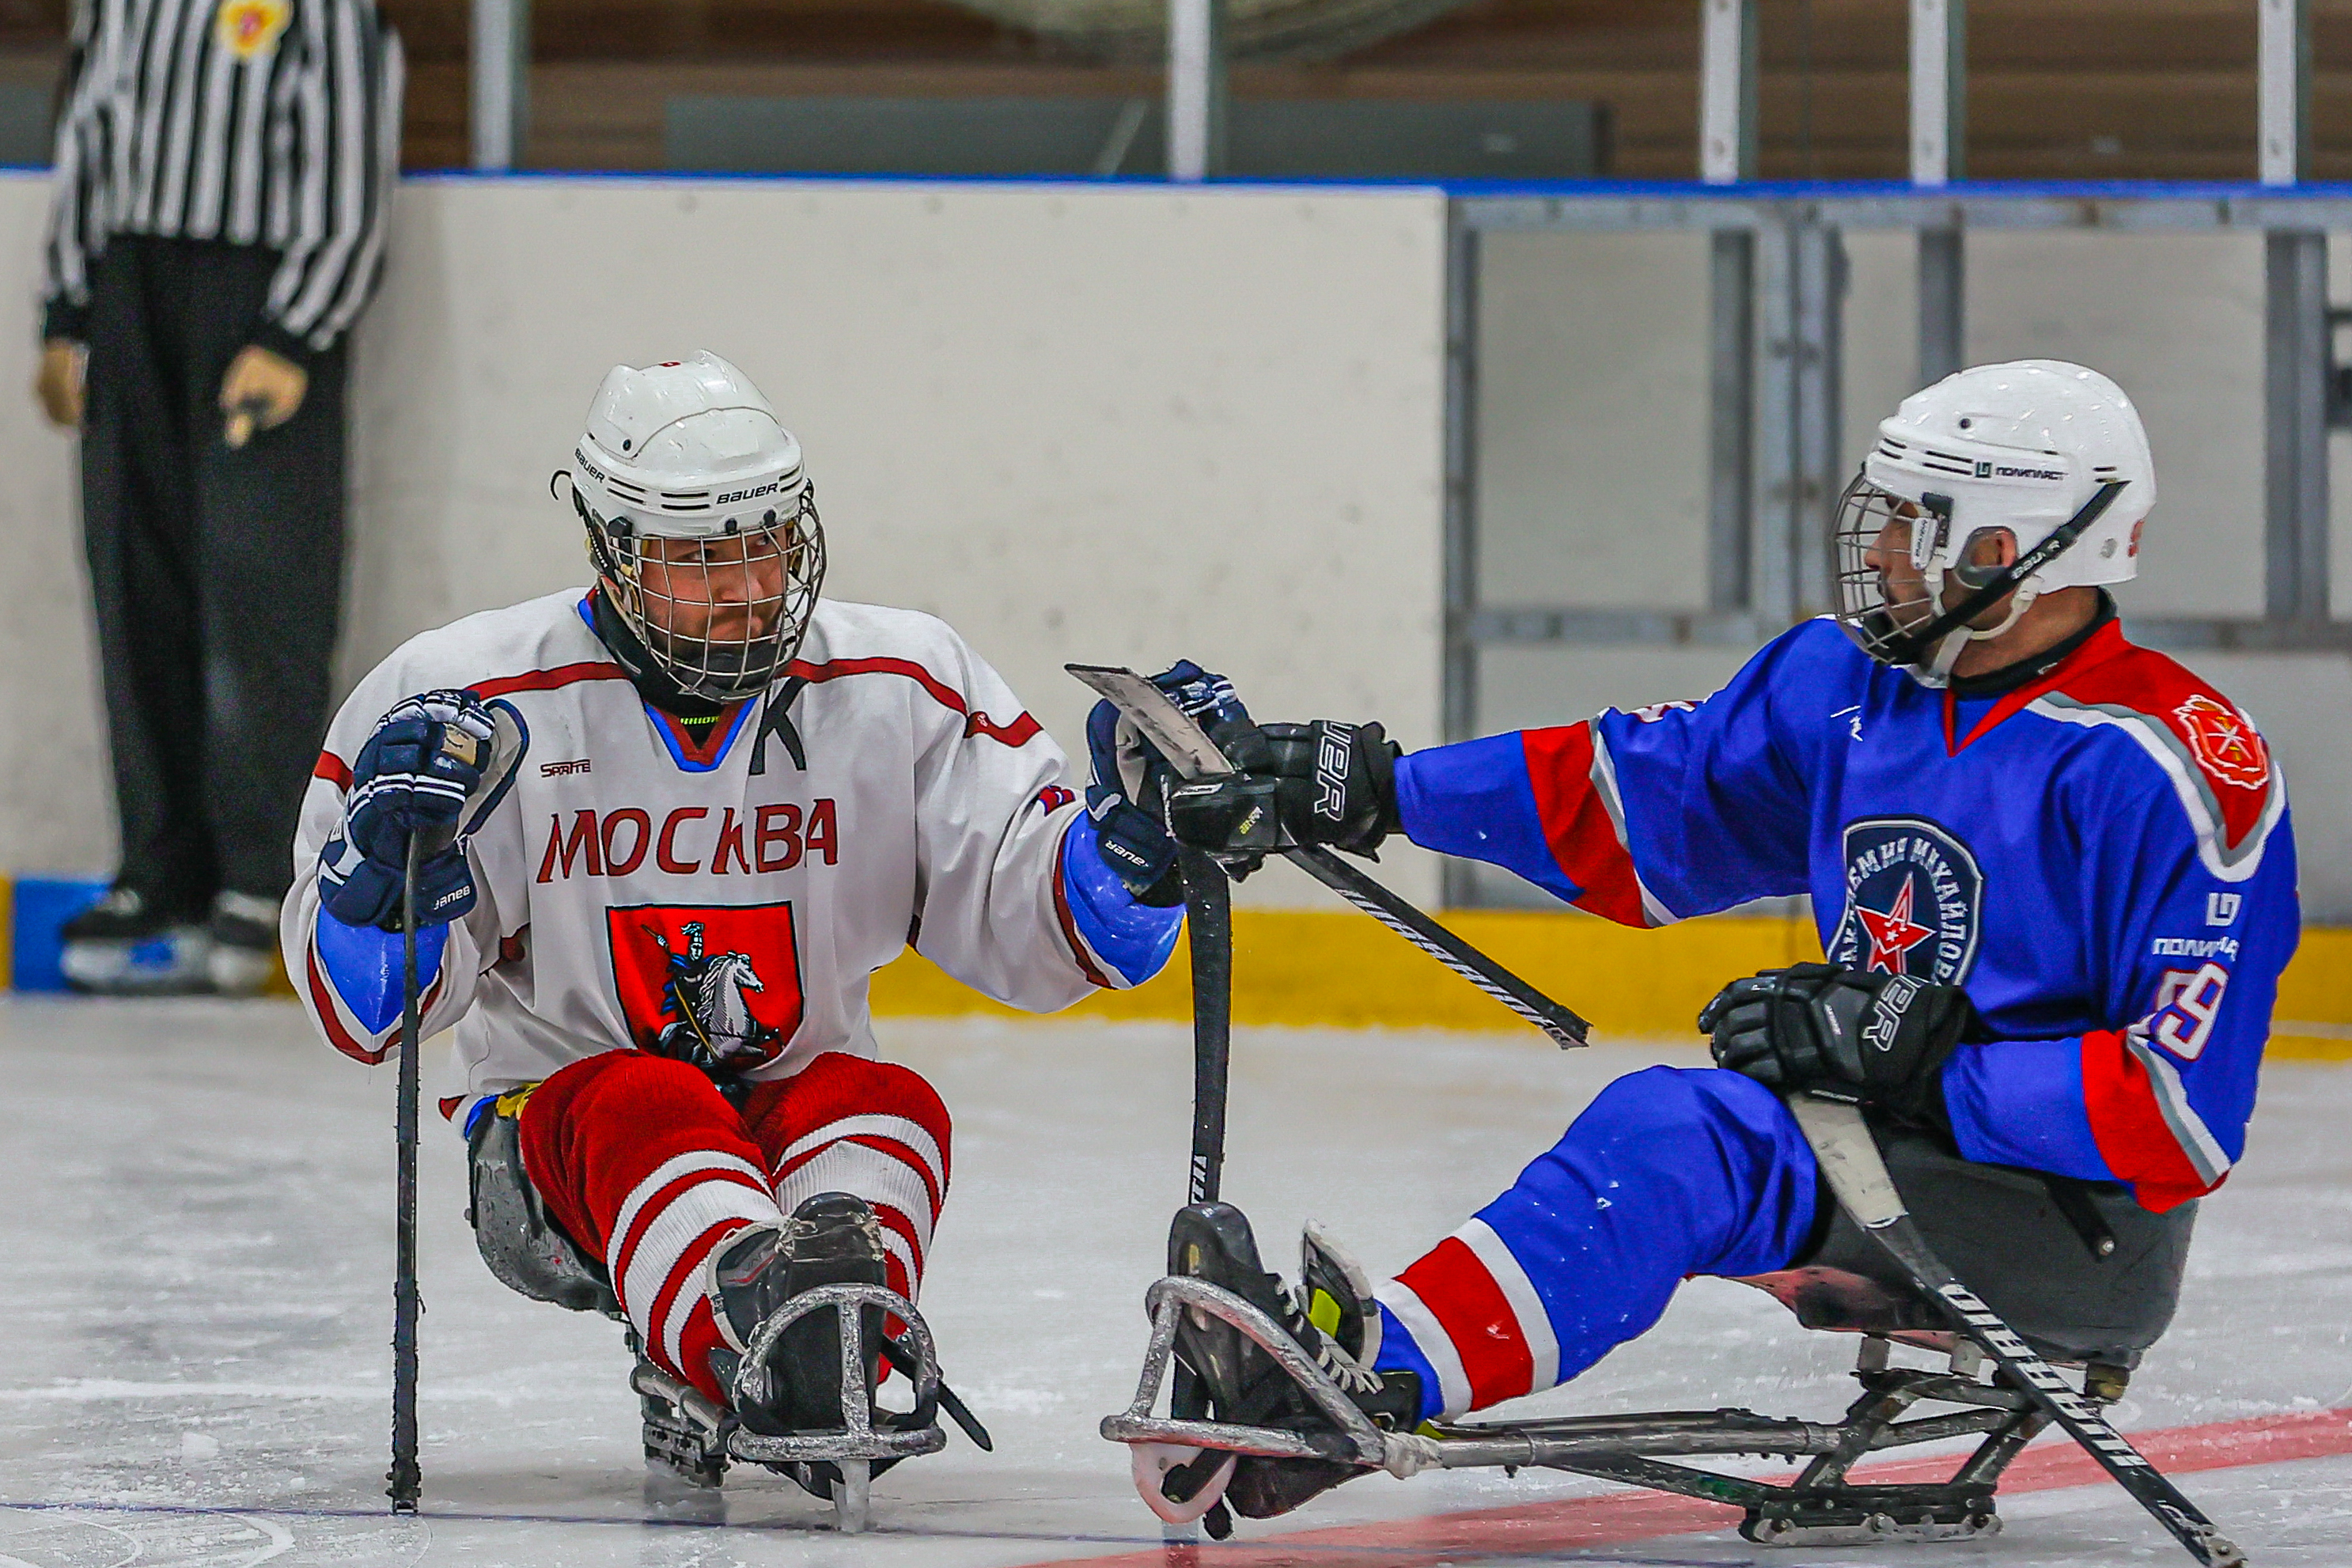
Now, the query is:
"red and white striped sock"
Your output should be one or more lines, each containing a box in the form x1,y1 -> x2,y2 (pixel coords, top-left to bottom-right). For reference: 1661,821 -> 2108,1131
606,1149 -> 783,1381
519,1052 -> 783,1402
747,1052 -> 953,1302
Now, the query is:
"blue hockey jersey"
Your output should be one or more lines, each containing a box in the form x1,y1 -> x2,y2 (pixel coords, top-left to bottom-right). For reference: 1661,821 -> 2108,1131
1396,617 -> 2297,1213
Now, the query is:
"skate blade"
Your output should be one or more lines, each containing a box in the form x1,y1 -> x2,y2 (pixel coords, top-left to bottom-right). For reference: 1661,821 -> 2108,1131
1132,1442 -> 1237,1525
1744,1512 -> 2000,1547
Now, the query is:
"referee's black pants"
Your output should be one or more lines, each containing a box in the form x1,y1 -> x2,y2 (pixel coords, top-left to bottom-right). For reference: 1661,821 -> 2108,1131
80,235 -> 347,914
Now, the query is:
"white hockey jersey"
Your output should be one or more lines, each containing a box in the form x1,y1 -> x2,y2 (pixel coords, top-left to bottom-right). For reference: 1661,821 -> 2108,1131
284,589 -> 1128,1110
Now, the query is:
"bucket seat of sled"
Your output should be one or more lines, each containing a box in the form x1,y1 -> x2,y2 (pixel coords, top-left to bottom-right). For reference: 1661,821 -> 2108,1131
1735,1127 -> 2192,1369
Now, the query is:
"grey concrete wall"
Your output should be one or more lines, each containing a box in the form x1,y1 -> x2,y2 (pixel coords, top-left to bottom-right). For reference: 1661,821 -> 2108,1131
0,172 -> 1450,907
1474,225 -> 2352,918
0,178 -> 108,884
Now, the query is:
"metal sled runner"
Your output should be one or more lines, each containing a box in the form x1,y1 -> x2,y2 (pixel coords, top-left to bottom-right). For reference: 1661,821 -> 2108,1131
1108,1271 -> 2089,1548
631,1281 -> 949,1533
1103,1108 -> 2242,1563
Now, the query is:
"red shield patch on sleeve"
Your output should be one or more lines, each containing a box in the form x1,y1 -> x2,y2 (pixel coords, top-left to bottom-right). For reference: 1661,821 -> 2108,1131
2172,694 -> 2271,792
606,902 -> 805,1071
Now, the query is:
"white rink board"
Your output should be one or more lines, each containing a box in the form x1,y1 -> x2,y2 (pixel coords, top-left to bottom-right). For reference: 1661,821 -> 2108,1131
0,171 -> 1450,907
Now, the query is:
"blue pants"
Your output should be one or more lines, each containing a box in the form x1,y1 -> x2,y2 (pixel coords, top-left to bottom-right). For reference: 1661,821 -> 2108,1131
1370,1066 -> 1820,1420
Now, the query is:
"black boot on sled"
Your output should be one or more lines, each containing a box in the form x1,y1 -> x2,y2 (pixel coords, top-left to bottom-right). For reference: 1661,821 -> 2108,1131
709,1191 -> 893,1499
1165,1203 -> 1423,1521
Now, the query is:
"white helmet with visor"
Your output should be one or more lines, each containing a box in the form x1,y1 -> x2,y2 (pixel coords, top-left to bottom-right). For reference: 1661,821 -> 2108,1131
568,351 -> 826,702
1831,359 -> 2153,686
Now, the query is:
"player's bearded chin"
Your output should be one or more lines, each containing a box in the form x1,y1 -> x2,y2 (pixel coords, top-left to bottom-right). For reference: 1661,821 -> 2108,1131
636,541 -> 792,673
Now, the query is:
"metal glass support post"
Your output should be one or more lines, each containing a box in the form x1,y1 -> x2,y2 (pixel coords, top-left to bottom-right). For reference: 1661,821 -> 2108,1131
1793,221 -> 1846,615
1709,232 -> 1755,612
1911,0 -> 1964,385
1167,0 -> 1226,183
1918,230 -> 1964,385
1699,0 -> 1757,186
1702,0 -> 1759,620
1440,207 -> 1481,909
2260,0 -> 2330,623
1752,217 -> 1846,624
471,0 -> 528,170
2260,0 -> 2308,189
1750,220 -> 1797,624
2267,234 -> 2330,622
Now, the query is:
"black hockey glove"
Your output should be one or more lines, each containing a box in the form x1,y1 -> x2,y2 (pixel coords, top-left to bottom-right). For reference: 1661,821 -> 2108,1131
1083,661 -> 1252,903
1166,719 -> 1401,858
320,690 -> 497,931
1699,962 -> 1987,1130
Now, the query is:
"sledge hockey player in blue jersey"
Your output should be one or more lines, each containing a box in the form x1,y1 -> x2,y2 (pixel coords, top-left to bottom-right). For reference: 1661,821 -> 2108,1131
1141,360 -> 2297,1523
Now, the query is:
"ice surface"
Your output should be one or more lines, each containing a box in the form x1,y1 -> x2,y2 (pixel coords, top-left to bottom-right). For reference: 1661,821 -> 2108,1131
0,996 -> 2346,1567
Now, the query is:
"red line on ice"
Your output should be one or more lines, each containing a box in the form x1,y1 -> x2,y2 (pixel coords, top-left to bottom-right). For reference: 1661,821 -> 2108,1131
1031,1406 -> 2352,1568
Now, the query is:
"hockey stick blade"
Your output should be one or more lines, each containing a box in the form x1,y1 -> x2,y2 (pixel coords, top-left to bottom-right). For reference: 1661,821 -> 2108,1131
1066,665 -> 1238,780
1066,666 -> 1589,1048
1788,1095 -> 2244,1568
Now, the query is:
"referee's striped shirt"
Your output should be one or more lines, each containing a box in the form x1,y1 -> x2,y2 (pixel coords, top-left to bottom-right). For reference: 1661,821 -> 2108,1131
40,0 -> 404,357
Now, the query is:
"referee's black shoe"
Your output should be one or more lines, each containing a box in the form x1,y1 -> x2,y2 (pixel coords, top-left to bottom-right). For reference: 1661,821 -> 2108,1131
59,884 -> 210,994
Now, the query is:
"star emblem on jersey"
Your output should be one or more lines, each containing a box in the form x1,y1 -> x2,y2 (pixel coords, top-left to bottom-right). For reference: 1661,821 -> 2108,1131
215,0 -> 290,60
1854,873 -> 1935,975
607,903 -> 805,1070
2172,694 -> 2270,792
1827,817 -> 1983,985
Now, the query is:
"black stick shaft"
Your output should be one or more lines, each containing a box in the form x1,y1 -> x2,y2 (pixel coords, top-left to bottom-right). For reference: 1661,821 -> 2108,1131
388,834 -> 423,1513
1282,846 -> 1590,1047
1178,847 -> 1232,1206
1880,1218 -> 2236,1565
1792,1096 -> 2237,1567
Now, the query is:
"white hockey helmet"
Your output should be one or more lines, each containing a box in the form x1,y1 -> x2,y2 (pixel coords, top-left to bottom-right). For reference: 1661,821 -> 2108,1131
1831,359 -> 2154,685
567,351 -> 826,701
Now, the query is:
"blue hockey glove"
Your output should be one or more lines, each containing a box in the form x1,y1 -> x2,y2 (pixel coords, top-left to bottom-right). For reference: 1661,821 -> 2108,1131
1699,962 -> 1987,1130
320,690 -> 498,931
1085,661 -> 1252,903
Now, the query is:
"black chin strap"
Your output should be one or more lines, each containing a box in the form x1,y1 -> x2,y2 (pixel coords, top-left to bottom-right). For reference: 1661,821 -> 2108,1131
1948,590 -> 2118,697
1885,480 -> 2130,668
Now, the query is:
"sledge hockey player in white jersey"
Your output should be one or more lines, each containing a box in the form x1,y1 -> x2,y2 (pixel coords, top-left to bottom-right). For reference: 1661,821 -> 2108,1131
282,352 -> 1191,1502
1127,362 -> 2297,1532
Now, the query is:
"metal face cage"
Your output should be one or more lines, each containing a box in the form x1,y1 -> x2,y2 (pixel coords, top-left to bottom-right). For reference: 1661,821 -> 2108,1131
1830,475 -> 1950,669
581,485 -> 828,702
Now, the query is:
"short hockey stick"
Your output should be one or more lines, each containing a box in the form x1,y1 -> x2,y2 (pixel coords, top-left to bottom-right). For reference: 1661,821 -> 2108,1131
1065,665 -> 1589,1048
1168,843 -> 1240,1538
382,700 -> 524,1515
1282,845 -> 1587,1047
1178,846 -> 1235,1206
388,833 -> 424,1513
1788,1094 -> 2244,1568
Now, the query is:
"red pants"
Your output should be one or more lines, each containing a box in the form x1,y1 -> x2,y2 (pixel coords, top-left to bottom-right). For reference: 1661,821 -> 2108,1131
519,1050 -> 951,1403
